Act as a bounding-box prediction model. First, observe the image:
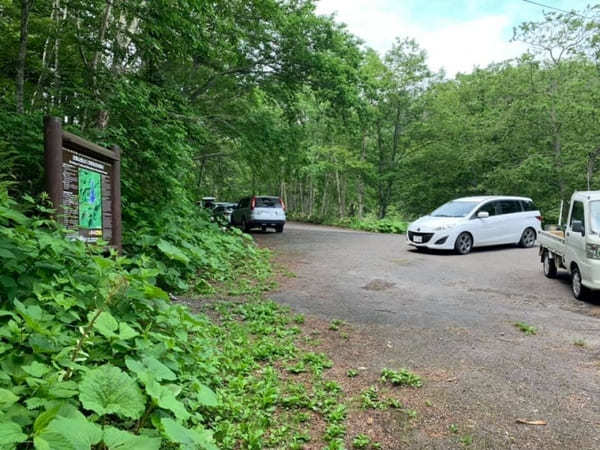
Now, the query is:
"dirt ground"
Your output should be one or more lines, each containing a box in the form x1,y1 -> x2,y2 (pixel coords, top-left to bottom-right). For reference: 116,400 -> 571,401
254,222 -> 600,449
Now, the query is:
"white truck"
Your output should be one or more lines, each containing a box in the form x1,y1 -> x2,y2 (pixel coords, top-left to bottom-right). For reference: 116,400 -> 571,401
539,191 -> 600,300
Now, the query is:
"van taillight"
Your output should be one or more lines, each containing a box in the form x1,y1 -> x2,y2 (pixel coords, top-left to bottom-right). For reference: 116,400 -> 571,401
536,215 -> 543,221
280,197 -> 286,211
250,197 -> 256,210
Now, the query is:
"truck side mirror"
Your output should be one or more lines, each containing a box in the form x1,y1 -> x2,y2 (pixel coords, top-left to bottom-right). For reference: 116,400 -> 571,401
572,220 -> 585,235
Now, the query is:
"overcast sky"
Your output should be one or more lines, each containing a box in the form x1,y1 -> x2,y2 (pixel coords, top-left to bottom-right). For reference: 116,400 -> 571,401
315,0 -> 592,76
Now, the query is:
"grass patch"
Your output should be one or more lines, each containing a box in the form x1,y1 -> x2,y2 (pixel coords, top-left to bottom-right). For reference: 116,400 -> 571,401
380,368 -> 423,387
514,322 -> 537,335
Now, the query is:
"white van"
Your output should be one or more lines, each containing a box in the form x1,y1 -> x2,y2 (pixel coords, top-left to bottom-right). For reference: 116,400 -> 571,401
407,196 -> 542,254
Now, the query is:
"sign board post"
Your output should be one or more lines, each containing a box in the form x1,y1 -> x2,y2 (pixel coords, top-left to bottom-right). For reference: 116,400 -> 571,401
44,116 -> 122,251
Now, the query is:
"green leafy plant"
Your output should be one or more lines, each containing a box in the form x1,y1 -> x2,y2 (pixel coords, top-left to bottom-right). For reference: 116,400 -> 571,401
0,186 -> 347,449
329,319 -> 344,331
514,322 -> 537,335
347,369 -> 358,378
352,433 -> 371,448
380,368 -> 423,387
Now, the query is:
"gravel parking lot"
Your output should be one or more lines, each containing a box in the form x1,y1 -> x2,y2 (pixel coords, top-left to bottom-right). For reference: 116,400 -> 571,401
255,222 -> 600,449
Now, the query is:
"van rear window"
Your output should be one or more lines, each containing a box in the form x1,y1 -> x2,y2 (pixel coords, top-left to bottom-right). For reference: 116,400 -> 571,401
256,197 -> 282,208
520,200 -> 538,211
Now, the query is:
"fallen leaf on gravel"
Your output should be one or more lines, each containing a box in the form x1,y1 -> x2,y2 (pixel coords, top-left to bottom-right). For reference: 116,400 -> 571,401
447,377 -> 458,382
367,417 -> 374,425
516,419 -> 547,425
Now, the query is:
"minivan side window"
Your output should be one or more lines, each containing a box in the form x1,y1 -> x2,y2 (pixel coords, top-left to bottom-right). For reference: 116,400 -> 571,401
498,200 -> 522,215
570,201 -> 585,228
476,201 -> 498,217
520,200 -> 537,211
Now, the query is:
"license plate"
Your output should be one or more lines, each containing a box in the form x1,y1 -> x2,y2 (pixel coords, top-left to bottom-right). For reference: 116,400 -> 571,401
414,235 -> 422,243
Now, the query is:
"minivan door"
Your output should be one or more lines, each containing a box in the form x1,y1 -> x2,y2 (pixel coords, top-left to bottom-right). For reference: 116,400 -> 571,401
565,200 -> 588,277
496,200 -> 524,244
470,201 -> 503,246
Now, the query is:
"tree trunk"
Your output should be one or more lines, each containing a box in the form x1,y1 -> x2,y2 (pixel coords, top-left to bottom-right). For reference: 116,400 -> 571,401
334,162 -> 343,218
53,0 -> 67,106
376,120 -> 387,219
320,175 -> 329,218
357,132 -> 367,218
309,177 -> 314,217
31,0 -> 56,107
16,0 -> 34,113
92,0 -> 113,128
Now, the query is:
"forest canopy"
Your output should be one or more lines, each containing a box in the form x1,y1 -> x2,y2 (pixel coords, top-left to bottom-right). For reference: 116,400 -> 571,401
2,1 -> 600,224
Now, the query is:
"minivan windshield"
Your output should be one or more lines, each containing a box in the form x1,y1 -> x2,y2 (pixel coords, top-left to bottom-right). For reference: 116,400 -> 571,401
590,201 -> 600,233
430,201 -> 479,218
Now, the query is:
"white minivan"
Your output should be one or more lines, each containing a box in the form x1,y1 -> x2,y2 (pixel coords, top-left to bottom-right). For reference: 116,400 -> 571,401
407,196 -> 542,254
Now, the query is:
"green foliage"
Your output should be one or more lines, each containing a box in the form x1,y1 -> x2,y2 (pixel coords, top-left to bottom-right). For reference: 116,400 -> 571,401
352,433 -> 371,448
380,368 -> 423,387
346,369 -> 358,378
123,201 -> 271,293
0,186 -> 346,449
514,322 -> 537,335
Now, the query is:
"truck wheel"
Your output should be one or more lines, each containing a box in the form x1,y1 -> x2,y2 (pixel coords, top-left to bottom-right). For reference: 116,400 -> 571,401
241,218 -> 250,233
543,251 -> 557,278
519,227 -> 536,248
454,232 -> 473,255
571,265 -> 589,300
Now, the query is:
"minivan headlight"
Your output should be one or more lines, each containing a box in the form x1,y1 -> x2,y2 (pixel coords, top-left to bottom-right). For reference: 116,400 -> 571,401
586,243 -> 600,259
434,224 -> 455,231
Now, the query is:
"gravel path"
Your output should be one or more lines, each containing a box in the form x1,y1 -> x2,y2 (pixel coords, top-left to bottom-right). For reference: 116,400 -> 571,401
255,222 -> 600,449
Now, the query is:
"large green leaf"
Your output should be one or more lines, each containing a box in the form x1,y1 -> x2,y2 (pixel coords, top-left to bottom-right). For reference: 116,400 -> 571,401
91,311 -> 118,338
0,389 -> 19,409
161,418 -> 217,450
22,361 -> 52,378
126,356 -> 176,382
34,415 -> 102,450
79,365 -> 145,419
196,384 -> 218,407
102,426 -> 161,450
0,421 -> 27,446
118,322 -> 139,340
157,240 -> 190,264
145,380 -> 189,421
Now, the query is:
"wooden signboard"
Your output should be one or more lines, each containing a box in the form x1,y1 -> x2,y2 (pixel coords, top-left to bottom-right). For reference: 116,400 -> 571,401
44,116 -> 122,250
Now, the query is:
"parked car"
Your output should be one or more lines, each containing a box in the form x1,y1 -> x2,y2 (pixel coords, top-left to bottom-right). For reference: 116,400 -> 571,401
212,202 -> 237,223
231,196 -> 286,232
199,196 -> 216,209
539,191 -> 600,300
407,196 -> 542,254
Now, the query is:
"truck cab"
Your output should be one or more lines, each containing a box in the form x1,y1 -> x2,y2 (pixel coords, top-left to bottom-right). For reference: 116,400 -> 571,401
539,191 -> 600,299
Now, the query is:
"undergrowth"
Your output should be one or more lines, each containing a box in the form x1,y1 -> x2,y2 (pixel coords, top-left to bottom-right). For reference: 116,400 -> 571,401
1,181 -> 423,448
290,213 -> 408,235
0,184 -> 348,448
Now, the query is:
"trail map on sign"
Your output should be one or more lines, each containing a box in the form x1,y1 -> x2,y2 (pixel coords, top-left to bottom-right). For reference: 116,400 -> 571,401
78,168 -> 102,229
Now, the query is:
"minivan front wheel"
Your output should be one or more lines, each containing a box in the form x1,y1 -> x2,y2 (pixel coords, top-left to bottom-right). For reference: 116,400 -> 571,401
454,232 -> 473,255
519,227 -> 536,248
